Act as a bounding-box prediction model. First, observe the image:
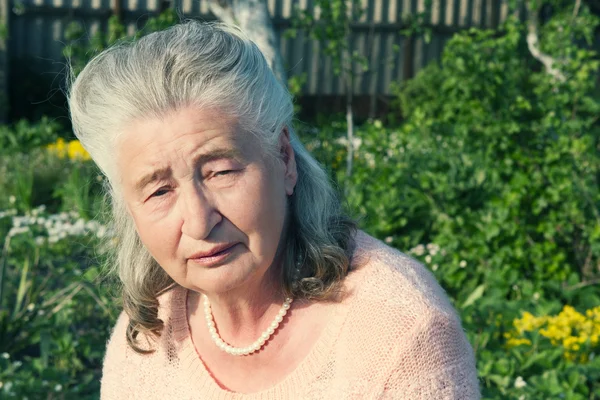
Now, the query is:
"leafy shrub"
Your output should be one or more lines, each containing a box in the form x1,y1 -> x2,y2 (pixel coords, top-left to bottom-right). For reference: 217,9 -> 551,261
0,117 -> 63,155
0,206 -> 117,399
299,1 -> 600,398
64,10 -> 178,77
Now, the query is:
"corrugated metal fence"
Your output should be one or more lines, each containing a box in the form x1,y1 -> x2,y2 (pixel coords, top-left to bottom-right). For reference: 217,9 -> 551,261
2,0 -> 512,118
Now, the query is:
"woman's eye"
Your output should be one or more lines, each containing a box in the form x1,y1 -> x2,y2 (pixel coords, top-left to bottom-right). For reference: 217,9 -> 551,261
151,188 -> 170,198
213,170 -> 234,177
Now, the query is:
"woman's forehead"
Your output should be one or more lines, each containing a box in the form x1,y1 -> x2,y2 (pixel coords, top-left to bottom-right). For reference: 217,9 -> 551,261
115,107 -> 266,184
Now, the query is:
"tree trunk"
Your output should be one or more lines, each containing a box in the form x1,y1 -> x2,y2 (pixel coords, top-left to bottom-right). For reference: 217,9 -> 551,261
209,0 -> 287,85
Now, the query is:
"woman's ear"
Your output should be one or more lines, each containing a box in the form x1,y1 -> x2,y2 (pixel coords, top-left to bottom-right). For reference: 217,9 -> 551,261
279,127 -> 298,196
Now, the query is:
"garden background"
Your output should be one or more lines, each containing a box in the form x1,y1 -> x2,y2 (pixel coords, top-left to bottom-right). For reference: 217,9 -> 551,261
1,0 -> 600,399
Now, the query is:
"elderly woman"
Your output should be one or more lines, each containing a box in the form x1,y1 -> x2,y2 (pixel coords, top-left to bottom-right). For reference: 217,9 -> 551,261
68,21 -> 480,399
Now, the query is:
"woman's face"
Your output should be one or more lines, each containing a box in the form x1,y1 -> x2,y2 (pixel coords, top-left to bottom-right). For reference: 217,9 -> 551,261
116,106 -> 297,295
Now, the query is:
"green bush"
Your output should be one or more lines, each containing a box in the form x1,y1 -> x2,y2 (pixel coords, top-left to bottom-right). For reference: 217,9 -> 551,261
0,205 -> 116,399
64,10 -> 178,77
0,117 -> 63,155
302,2 -> 600,398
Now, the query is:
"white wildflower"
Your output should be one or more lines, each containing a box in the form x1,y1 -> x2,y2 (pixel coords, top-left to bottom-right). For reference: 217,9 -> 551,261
335,136 -> 362,151
459,260 -> 467,268
54,384 -> 62,392
514,376 -> 527,389
426,243 -> 440,256
432,264 -> 438,271
364,152 -> 376,169
385,236 -> 393,244
8,226 -> 29,237
12,361 -> 22,368
8,195 -> 16,204
35,237 -> 45,246
1,352 -> 9,359
425,255 -> 432,264
26,303 -> 35,312
411,244 -> 425,256
533,292 -> 540,301
512,284 -> 519,291
96,226 -> 107,239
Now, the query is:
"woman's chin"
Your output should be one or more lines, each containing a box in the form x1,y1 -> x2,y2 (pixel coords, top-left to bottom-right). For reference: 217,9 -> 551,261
184,263 -> 257,295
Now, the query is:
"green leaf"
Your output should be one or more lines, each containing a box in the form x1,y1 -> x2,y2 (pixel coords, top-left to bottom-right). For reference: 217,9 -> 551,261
461,284 -> 486,308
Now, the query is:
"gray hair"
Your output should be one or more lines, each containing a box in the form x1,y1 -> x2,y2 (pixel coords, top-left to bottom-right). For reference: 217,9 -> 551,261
68,20 -> 356,353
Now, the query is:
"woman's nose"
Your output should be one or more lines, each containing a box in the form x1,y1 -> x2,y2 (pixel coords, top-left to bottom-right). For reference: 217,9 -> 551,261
179,184 -> 221,240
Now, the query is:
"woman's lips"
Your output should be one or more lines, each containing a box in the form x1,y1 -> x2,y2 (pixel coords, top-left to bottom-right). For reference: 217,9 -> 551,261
187,243 -> 238,267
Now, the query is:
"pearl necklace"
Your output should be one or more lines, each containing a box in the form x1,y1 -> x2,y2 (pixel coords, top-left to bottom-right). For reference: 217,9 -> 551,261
203,295 -> 294,356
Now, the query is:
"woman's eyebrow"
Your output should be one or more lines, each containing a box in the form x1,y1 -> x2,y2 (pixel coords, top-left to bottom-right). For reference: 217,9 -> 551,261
134,148 -> 242,193
192,148 -> 241,166
134,167 -> 172,193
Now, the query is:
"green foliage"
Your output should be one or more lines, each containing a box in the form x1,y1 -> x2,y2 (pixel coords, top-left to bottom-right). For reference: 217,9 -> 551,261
400,0 -> 433,43
354,2 -> 599,398
64,9 -> 178,76
0,147 -> 104,216
0,139 -> 113,397
0,205 -> 116,398
300,1 -> 600,397
286,0 -> 368,79
0,117 -> 63,155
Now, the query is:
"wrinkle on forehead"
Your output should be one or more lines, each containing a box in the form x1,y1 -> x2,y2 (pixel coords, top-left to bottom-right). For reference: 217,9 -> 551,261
115,106 -> 266,194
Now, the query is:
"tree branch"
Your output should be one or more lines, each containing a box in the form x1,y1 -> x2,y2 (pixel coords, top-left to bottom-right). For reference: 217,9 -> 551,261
208,0 -> 237,25
564,277 -> 600,291
525,3 -> 566,82
573,0 -> 582,19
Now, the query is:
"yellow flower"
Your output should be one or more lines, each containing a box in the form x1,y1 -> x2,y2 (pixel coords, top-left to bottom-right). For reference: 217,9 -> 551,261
506,337 -> 531,347
47,138 -> 67,159
47,139 -> 90,161
506,305 -> 600,364
67,140 -> 91,161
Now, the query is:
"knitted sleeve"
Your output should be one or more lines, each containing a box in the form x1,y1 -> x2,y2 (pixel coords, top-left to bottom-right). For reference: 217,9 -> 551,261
382,310 -> 481,399
100,311 -> 130,400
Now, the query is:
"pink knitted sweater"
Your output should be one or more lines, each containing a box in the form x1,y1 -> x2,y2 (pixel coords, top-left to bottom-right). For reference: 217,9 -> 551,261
100,232 -> 480,399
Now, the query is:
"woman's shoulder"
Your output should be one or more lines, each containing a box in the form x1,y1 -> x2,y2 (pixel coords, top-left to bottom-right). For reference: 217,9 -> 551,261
350,230 -> 457,320
333,232 -> 478,396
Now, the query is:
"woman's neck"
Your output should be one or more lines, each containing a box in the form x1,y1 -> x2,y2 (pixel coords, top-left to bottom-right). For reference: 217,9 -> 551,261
188,262 -> 287,344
